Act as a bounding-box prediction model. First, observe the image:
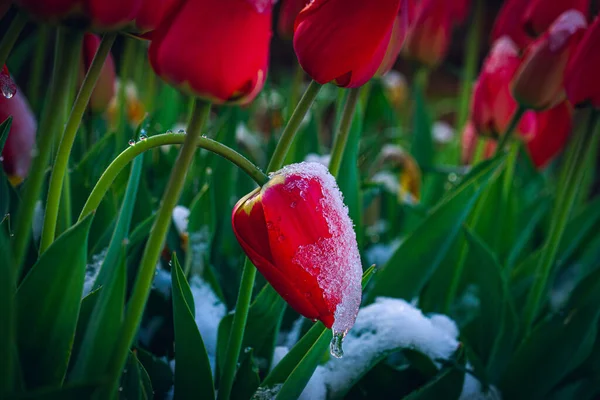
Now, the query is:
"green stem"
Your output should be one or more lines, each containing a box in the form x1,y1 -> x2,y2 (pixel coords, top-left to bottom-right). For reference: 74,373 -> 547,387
267,80 -> 322,172
288,63 -> 305,115
28,26 -> 50,113
79,133 -> 268,221
522,111 -> 599,333
219,80 -> 322,400
328,87 -> 361,177
40,33 -> 117,253
494,106 -> 526,155
104,100 -> 211,396
0,11 -> 28,68
12,29 -> 83,269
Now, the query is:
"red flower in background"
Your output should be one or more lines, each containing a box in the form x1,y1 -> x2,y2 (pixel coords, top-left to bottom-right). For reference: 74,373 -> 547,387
565,17 -> 600,108
232,162 -> 362,333
512,10 -> 587,110
293,0 -> 402,88
1,88 -> 37,185
149,0 -> 272,105
524,0 -> 590,37
81,34 -> 116,113
376,6 -> 411,76
15,0 -> 143,30
277,0 -> 308,39
491,0 -> 533,50
134,0 -> 179,33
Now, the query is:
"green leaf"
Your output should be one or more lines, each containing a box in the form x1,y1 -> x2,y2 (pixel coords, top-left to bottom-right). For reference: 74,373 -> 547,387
171,255 -> 215,400
410,77 -> 433,170
367,157 -> 505,302
119,351 -> 153,400
185,181 -> 215,278
6,382 -> 104,399
0,116 -> 13,153
136,348 -> 173,399
0,229 -> 15,394
0,117 -> 13,217
231,349 -> 260,400
16,215 -> 94,389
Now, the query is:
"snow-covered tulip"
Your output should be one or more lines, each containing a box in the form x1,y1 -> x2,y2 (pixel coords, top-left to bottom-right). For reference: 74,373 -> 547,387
231,162 -> 362,335
293,0 -> 402,88
524,0 -> 590,37
512,10 -> 587,110
1,88 -> 37,185
277,0 -> 308,39
565,17 -> 600,108
81,34 -> 115,113
149,0 -> 272,105
15,0 -> 142,31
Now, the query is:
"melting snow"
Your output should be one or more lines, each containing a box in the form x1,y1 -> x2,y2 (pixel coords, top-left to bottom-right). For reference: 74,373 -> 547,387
172,205 -> 190,234
82,248 -> 107,298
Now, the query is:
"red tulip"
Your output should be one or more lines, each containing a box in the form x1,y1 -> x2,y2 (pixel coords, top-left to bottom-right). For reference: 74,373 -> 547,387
149,0 -> 272,105
134,0 -> 179,33
293,0 -> 402,88
512,10 -> 586,110
402,0 -> 454,67
376,7 -> 410,76
491,0 -> 533,50
451,0 -> 470,25
231,162 -> 362,333
471,37 -> 536,138
81,34 -> 116,113
520,101 -> 572,168
461,121 -> 477,165
524,0 -> 590,37
565,17 -> 600,108
1,87 -> 37,185
277,0 -> 308,39
15,0 -> 143,30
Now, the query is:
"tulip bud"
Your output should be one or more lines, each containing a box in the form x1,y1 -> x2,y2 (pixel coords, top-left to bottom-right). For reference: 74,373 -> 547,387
293,0 -> 402,88
231,162 -> 362,334
134,0 -> 179,33
149,0 -> 272,105
15,0 -> 143,31
521,101 -> 572,168
524,0 -> 590,37
277,0 -> 308,39
512,10 -> 586,110
402,0 -> 454,67
81,34 -> 116,113
491,0 -> 533,50
1,87 -> 37,185
565,17 -> 600,108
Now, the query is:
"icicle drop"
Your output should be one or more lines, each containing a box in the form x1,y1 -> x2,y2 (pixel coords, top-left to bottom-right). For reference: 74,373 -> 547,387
128,139 -> 136,146
330,330 -> 346,359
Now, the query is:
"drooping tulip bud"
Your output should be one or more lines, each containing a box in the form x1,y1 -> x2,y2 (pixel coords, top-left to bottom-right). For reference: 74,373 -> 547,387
1,87 -> 37,185
491,0 -> 533,50
133,0 -> 179,33
512,10 -> 586,110
81,34 -> 116,113
524,0 -> 590,37
14,0 -> 143,31
149,0 -> 272,105
471,37 -> 536,138
520,101 -> 572,168
293,0 -> 402,88
232,162 -> 362,334
402,0 -> 454,67
565,17 -> 600,108
277,0 -> 308,39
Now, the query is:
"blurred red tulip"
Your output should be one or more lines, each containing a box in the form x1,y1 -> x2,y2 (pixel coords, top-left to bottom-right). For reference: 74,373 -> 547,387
134,0 -> 179,33
471,37 -> 535,138
277,0 -> 308,39
512,10 -> 586,110
461,121 -> 477,165
521,101 -> 572,168
15,0 -> 143,30
451,0 -> 470,25
293,0 -> 402,88
1,88 -> 37,185
565,17 -> 600,108
402,0 -> 454,67
81,34 -> 116,113
149,0 -> 272,105
524,0 -> 590,37
491,0 -> 533,50
376,7 -> 410,76
232,162 -> 362,333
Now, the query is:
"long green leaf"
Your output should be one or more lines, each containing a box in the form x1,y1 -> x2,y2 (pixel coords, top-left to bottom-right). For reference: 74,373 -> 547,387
16,215 -> 94,388
0,229 -> 15,394
0,116 -> 13,153
119,351 -> 153,400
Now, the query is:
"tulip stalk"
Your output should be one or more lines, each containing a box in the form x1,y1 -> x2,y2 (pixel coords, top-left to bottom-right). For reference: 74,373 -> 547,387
12,28 -> 83,270
522,111 -> 600,334
329,87 -> 361,177
40,33 -> 118,253
494,106 -> 526,155
0,11 -> 28,69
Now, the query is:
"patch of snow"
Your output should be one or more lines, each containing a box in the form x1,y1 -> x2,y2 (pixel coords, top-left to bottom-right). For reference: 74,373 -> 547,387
32,200 -> 44,242
172,205 -> 189,234
82,248 -> 107,297
433,121 -> 455,144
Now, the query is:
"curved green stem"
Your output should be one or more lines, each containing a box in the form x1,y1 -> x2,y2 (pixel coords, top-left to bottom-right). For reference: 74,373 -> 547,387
40,33 -> 117,253
105,100 -> 211,396
328,87 -> 361,177
267,80 -> 322,172
495,106 -> 526,156
0,11 -> 28,68
12,29 -> 83,270
79,133 -> 268,221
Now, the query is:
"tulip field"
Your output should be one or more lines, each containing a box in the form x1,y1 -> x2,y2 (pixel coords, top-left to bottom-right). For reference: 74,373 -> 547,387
2,0 -> 600,399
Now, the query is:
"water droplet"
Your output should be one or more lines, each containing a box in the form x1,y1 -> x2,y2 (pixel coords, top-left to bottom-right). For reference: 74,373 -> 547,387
128,139 -> 136,146
277,234 -> 285,242
1,84 -> 15,99
311,318 -> 318,323
244,346 -> 252,353
0,69 -> 16,99
448,173 -> 458,183
118,387 -> 123,392
166,129 -> 173,134
290,201 -> 297,208
0,156 -> 4,162
178,129 -> 186,134
330,330 -> 346,359
266,221 -> 273,229
139,133 -> 148,141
